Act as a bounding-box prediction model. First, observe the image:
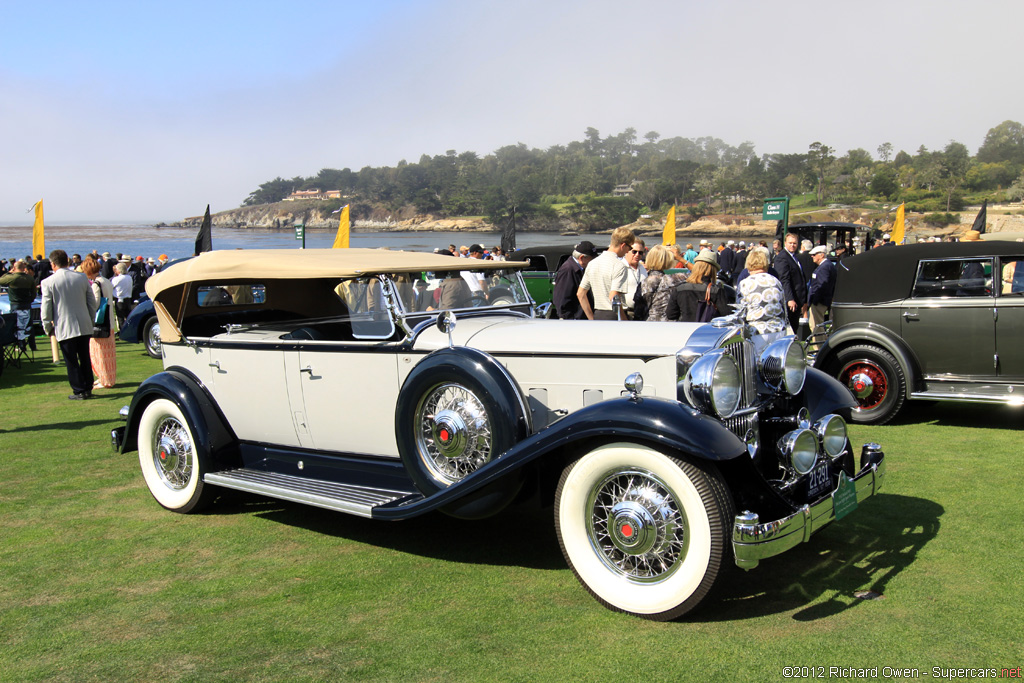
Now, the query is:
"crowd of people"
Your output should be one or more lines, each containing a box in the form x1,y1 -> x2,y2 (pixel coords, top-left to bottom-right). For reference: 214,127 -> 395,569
0,249 -> 171,396
550,229 -> 844,344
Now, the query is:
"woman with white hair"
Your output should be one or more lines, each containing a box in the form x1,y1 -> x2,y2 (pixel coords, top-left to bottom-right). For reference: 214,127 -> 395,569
738,247 -> 787,342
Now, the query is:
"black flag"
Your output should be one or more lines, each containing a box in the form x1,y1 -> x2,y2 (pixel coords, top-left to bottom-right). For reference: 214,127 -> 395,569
194,205 -> 212,254
971,199 -> 987,234
501,206 -> 516,254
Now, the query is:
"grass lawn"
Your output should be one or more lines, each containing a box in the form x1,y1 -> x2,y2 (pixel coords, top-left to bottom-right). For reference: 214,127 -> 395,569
1,341 -> 1022,682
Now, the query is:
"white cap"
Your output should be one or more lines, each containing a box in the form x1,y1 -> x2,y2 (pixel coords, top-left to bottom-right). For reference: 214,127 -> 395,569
727,240 -> 735,246
883,233 -> 891,239
810,245 -> 828,256
738,241 -> 746,247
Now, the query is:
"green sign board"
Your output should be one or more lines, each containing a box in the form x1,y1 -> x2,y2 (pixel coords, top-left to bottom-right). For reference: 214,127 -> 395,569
763,200 -> 786,221
832,472 -> 859,520
294,224 -> 305,240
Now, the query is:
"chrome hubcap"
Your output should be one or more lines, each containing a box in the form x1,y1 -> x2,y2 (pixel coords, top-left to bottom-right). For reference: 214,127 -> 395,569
415,384 -> 492,485
147,322 -> 161,354
848,372 -> 875,400
153,416 -> 192,490
587,468 -> 688,582
841,360 -> 888,410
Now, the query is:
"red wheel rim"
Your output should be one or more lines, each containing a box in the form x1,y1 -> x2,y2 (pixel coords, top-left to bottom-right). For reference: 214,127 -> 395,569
840,360 -> 888,410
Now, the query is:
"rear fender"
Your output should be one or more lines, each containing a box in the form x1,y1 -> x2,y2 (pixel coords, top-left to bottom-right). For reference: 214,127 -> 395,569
814,322 -> 920,397
120,368 -> 239,468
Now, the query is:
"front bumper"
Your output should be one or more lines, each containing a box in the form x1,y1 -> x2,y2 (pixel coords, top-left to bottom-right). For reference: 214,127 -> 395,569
732,443 -> 886,570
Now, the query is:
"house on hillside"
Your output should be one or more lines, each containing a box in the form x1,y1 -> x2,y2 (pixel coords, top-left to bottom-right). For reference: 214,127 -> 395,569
284,189 -> 344,202
612,181 -> 639,197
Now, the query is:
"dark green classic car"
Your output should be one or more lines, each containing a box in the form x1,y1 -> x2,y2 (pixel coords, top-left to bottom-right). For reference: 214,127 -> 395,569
814,240 -> 1024,424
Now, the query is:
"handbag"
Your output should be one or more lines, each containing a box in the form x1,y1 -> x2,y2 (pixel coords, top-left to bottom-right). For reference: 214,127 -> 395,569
92,296 -> 111,338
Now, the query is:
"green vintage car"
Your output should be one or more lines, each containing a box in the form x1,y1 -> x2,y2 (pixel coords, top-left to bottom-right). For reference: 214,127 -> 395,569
509,244 -> 587,313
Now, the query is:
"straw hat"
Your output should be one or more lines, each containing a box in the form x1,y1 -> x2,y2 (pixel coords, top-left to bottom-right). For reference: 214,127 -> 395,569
961,230 -> 983,242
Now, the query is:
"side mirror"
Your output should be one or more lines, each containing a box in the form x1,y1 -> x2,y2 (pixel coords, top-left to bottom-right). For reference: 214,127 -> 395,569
436,310 -> 457,347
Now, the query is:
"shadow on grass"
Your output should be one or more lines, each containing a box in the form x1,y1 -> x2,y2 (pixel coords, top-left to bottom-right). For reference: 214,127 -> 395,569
702,493 -> 943,622
209,491 -> 566,571
4,418 -> 117,433
888,400 -> 1023,430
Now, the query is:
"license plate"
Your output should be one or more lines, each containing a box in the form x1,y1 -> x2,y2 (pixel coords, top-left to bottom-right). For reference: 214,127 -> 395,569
806,459 -> 832,499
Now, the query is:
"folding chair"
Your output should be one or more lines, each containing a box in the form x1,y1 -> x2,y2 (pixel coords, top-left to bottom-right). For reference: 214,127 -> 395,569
0,313 -> 21,369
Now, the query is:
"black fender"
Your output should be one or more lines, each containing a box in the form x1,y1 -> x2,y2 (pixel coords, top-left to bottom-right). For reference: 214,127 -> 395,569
120,367 -> 240,469
374,395 -> 747,520
814,321 -> 921,398
797,367 -> 858,422
395,346 -> 533,518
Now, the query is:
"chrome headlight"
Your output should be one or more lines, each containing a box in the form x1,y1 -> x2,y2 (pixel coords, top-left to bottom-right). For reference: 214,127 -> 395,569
758,337 -> 806,395
778,428 -> 818,474
683,349 -> 742,418
814,414 -> 848,457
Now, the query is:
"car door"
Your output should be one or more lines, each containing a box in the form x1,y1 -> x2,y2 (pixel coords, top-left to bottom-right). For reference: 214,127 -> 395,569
901,257 -> 996,378
996,256 -> 1024,381
209,342 -> 303,447
294,276 -> 402,457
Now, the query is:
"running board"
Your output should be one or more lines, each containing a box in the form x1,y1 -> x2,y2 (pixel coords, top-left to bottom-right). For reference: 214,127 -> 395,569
204,469 -> 423,518
910,391 -> 1024,405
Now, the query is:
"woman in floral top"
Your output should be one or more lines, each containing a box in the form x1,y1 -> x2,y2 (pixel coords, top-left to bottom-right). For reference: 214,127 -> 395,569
640,245 -> 688,322
737,247 -> 787,334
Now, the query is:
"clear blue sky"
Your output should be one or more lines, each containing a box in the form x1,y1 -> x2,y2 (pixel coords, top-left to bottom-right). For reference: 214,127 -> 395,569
2,0 -> 1021,222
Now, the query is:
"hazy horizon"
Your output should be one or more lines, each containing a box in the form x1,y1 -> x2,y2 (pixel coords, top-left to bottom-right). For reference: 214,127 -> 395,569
4,0 -> 1021,223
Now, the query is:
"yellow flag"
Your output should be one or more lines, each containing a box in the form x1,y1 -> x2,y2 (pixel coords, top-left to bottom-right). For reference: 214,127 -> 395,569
663,205 -> 676,246
890,203 -> 905,245
32,199 -> 45,258
332,205 -> 350,249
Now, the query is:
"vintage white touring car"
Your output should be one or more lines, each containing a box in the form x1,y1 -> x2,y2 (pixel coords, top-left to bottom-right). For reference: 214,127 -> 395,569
113,248 -> 886,620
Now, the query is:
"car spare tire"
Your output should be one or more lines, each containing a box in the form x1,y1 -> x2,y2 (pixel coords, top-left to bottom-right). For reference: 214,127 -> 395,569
395,347 -> 532,517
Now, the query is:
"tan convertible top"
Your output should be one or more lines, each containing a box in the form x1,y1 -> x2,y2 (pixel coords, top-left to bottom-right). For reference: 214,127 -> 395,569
146,248 -> 528,299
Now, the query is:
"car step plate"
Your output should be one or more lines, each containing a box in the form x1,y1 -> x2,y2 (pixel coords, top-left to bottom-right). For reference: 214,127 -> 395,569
204,469 -> 422,518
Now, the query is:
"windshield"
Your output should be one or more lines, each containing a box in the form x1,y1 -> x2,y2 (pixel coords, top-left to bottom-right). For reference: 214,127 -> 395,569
388,269 -> 533,314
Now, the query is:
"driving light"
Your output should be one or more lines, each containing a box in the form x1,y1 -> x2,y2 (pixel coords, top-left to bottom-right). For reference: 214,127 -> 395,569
758,337 -> 806,395
778,429 -> 818,475
683,350 -> 742,418
814,414 -> 848,457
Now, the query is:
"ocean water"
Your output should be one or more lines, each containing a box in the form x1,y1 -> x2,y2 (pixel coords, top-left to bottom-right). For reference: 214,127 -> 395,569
0,224 -> 740,262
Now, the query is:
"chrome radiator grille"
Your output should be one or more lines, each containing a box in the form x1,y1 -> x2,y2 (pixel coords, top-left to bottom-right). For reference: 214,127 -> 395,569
721,338 -> 758,440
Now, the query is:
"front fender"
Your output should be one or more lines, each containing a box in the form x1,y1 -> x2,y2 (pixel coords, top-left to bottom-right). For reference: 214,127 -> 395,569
120,368 -> 239,468
814,321 -> 920,397
373,396 -> 747,520
799,367 -> 857,421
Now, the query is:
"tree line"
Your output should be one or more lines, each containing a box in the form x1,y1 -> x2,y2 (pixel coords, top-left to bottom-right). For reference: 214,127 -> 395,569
243,120 -> 1024,228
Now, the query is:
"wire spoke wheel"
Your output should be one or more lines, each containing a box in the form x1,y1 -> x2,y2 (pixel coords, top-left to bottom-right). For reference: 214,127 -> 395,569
555,444 -> 733,620
587,468 -> 688,582
137,398 -> 213,512
415,383 -> 493,485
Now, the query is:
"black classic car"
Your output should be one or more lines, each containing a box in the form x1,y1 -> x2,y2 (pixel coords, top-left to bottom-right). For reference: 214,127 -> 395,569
113,249 -> 887,620
509,244 -> 580,312
814,240 -> 1024,424
119,295 -> 161,357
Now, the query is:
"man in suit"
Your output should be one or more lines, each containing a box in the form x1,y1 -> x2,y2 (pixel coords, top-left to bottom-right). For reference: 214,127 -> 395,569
41,250 -> 98,399
773,233 -> 807,336
718,240 -> 737,282
733,241 -> 748,285
807,245 -> 837,333
553,241 -> 597,319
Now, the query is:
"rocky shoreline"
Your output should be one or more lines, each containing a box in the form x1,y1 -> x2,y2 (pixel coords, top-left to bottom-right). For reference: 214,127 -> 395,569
169,201 -> 1024,241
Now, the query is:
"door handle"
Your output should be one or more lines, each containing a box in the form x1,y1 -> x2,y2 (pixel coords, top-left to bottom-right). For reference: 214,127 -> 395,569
208,360 -> 221,369
902,311 -> 919,321
300,366 -> 313,375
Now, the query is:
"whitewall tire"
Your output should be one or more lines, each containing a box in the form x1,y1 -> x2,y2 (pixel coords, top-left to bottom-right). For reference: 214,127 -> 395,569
555,443 -> 733,620
138,398 -> 212,513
